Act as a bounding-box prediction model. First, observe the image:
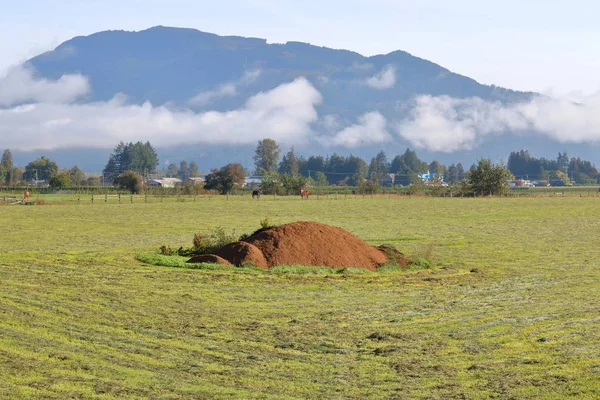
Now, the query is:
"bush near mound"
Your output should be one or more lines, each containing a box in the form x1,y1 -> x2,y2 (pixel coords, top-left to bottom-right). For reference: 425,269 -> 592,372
187,221 -> 409,270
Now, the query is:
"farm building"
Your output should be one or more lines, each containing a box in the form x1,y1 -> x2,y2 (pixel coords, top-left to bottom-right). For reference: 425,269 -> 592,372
146,178 -> 183,188
187,177 -> 206,185
382,173 -> 395,186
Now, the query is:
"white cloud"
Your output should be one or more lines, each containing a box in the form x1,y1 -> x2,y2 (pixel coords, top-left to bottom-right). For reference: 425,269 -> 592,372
365,65 -> 396,90
188,69 -> 262,106
395,94 -> 600,152
0,64 -> 89,106
329,112 -> 391,147
188,83 -> 237,106
0,77 -> 322,150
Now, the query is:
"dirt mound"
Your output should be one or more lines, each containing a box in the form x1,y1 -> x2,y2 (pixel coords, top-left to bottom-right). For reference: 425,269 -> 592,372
187,254 -> 232,265
213,241 -> 269,269
244,221 -> 401,270
187,221 -> 407,270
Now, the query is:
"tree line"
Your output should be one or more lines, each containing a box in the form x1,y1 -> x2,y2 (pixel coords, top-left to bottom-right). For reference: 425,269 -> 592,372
2,139 -> 599,194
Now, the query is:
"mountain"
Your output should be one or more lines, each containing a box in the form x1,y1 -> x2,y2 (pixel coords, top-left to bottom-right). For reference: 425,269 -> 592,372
29,26 -> 532,108
13,26 -> 596,171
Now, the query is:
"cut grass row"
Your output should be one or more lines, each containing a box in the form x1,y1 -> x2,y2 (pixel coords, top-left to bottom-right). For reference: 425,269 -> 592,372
1,196 -> 600,398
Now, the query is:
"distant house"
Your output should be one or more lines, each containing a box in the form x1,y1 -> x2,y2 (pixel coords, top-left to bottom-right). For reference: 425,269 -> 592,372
418,171 -> 442,181
244,176 -> 262,188
382,173 -> 395,187
146,178 -> 182,188
187,176 -> 206,185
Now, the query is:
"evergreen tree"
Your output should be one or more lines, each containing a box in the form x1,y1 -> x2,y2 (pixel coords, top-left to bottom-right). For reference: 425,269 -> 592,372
103,141 -> 159,179
178,161 -> 189,180
557,152 -> 569,173
253,139 -> 280,175
456,163 -> 465,181
1,149 -> 13,185
167,163 -> 178,177
445,164 -> 459,184
188,161 -> 200,177
368,150 -> 389,182
278,147 -> 299,175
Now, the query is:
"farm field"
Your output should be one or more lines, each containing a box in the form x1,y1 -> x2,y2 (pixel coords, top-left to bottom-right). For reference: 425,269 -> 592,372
1,196 -> 600,399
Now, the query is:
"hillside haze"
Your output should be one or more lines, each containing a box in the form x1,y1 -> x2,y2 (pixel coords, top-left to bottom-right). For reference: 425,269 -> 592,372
15,26 -> 593,171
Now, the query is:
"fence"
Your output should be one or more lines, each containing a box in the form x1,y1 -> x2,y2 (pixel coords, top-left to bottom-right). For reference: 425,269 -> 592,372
89,194 -> 148,203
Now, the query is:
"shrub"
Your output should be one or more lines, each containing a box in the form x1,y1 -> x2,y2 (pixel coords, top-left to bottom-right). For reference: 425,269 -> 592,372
113,171 -> 143,194
191,227 -> 238,255
260,217 -> 274,229
467,159 -> 512,196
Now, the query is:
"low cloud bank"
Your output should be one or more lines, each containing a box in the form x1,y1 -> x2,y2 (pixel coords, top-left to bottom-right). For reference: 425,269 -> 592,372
0,64 -> 89,106
3,66 -> 600,153
396,94 -> 600,152
0,77 -> 322,150
329,112 -> 391,147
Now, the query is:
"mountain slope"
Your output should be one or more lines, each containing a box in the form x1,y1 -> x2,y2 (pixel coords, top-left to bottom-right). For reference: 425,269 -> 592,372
28,26 -> 532,109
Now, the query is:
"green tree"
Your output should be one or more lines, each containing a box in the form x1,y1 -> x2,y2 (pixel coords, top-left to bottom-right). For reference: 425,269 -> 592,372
467,159 -> 512,196
24,156 -> 58,181
86,176 -> 101,186
550,170 -> 571,186
113,171 -> 143,194
313,171 -> 329,187
456,163 -> 465,181
445,164 -> 459,184
391,148 -> 428,185
1,149 -> 13,185
278,147 -> 299,175
280,173 -> 308,195
204,163 -> 246,194
188,161 -> 200,177
300,155 -> 325,177
253,139 -> 280,175
429,160 -> 444,176
49,172 -> 71,189
368,150 -> 389,183
557,152 -> 569,173
69,166 -> 86,186
103,141 -> 159,179
178,161 -> 189,180
259,172 -> 280,195
167,163 -> 178,177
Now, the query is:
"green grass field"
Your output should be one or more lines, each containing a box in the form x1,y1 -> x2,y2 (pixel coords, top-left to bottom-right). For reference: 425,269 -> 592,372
1,196 -> 600,399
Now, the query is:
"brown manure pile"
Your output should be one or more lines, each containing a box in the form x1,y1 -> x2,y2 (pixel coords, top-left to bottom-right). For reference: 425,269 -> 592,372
188,221 -> 408,270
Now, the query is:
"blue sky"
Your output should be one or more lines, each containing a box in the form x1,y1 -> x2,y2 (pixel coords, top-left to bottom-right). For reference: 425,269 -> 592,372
1,0 -> 599,95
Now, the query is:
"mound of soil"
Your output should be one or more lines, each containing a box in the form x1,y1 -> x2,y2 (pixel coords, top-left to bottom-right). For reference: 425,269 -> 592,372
187,221 -> 408,270
186,254 -> 232,265
213,241 -> 269,269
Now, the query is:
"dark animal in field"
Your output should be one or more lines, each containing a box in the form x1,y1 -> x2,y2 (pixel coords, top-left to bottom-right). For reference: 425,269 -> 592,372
252,190 -> 260,199
300,189 -> 310,199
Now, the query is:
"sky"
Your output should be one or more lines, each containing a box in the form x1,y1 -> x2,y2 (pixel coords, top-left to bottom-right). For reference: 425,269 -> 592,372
2,0 -> 600,96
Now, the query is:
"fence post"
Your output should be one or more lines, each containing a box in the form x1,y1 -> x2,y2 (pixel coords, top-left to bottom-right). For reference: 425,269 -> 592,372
105,194 -> 108,203
118,194 -> 121,203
